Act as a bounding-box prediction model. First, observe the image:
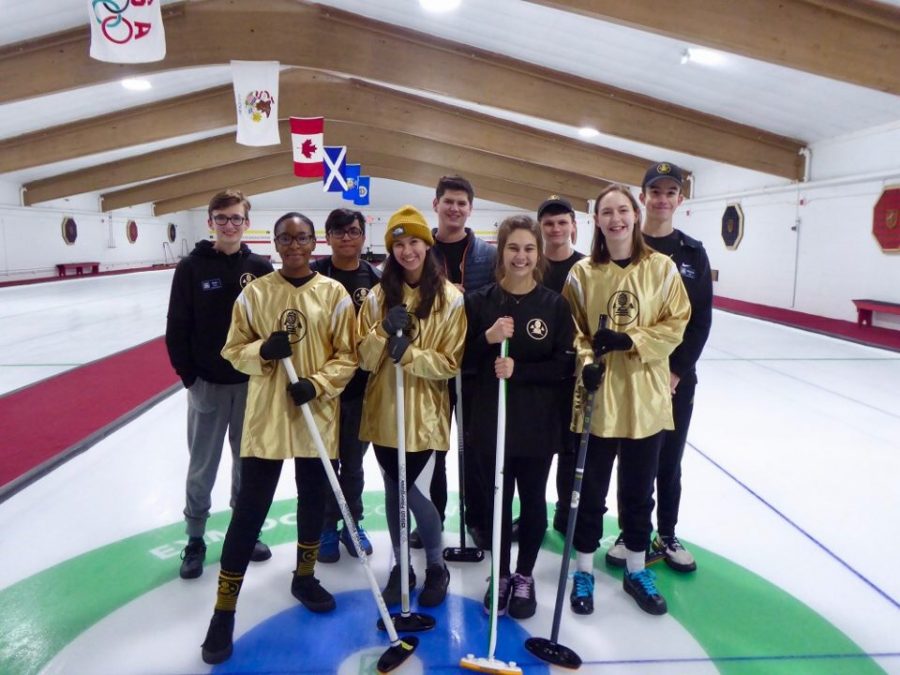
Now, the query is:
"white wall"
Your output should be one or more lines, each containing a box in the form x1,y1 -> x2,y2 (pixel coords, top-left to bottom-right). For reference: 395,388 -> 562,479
672,123 -> 900,327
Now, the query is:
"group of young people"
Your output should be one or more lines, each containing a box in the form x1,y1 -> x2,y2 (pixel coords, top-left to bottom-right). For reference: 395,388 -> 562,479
165,166 -> 713,665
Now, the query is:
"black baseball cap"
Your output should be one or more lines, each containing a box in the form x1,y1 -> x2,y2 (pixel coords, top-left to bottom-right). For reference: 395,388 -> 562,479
642,162 -> 684,189
537,196 -> 575,219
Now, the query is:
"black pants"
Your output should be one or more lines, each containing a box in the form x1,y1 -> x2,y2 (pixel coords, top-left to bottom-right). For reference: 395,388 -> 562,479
554,431 -> 581,518
322,396 -> 368,528
655,377 -> 696,535
220,456 -> 334,574
573,432 -> 663,555
482,452 -> 552,577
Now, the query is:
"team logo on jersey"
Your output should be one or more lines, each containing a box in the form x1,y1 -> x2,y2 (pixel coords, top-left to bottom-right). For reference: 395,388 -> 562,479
279,309 -> 308,343
201,278 -> 222,291
405,313 -> 422,343
679,262 -> 697,279
527,318 -> 548,340
240,272 -> 258,288
352,287 -> 370,307
607,291 -> 639,326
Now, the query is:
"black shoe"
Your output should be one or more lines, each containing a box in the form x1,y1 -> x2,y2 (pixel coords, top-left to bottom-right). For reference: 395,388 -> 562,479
552,508 -> 569,535
510,517 -> 520,542
419,564 -> 450,607
569,571 -> 594,615
250,539 -> 272,562
201,610 -> 234,664
482,575 -> 511,616
179,537 -> 206,579
467,525 -> 491,551
507,573 -> 537,619
408,527 -> 424,549
382,564 -> 416,606
623,568 -> 668,615
291,575 -> 336,613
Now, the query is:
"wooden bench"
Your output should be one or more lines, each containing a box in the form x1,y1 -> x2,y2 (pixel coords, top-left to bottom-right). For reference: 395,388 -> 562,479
852,299 -> 900,327
56,262 -> 100,278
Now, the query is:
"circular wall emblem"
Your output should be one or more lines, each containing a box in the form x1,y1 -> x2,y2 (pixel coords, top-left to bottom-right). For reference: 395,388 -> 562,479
126,220 -> 138,244
167,223 -> 176,243
721,203 -> 744,250
61,216 -> 77,245
239,272 -> 257,288
279,309 -> 308,343
526,318 -> 548,340
607,291 -> 639,326
873,185 -> 900,252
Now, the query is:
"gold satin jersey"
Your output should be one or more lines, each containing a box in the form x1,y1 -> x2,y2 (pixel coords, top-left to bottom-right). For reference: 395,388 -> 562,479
222,272 -> 358,460
563,252 -> 691,439
357,281 -> 466,452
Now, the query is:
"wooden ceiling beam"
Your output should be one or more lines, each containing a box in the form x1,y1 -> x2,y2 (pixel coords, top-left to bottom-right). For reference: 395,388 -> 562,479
12,72 -> 642,186
0,0 -> 804,177
525,0 -> 900,95
103,140 -> 601,212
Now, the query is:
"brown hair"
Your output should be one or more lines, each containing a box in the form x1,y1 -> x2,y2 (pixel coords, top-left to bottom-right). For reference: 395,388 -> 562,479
494,215 -> 545,284
381,249 -> 447,320
207,189 -> 250,219
590,184 -> 651,264
435,175 -> 475,204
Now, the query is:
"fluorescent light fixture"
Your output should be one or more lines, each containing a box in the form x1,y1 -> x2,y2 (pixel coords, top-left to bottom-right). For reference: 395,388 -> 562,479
121,78 -> 152,91
419,0 -> 461,12
681,48 -> 724,66
578,127 -> 600,138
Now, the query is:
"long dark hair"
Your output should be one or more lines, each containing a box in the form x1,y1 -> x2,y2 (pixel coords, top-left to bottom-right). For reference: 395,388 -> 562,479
590,184 -> 651,264
380,249 -> 446,319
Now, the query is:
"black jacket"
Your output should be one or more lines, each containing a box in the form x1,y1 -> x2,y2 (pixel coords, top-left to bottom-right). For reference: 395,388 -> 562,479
464,283 -> 575,458
165,240 -> 273,387
644,230 -> 713,382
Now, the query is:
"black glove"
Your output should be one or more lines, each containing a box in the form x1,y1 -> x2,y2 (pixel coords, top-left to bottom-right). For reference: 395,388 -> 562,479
387,334 -> 411,363
260,331 -> 292,361
592,328 -> 632,356
581,362 -> 604,392
382,305 -> 409,335
287,378 -> 317,406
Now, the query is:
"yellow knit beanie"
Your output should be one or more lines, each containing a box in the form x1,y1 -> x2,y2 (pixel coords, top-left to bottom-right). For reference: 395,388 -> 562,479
385,205 -> 434,249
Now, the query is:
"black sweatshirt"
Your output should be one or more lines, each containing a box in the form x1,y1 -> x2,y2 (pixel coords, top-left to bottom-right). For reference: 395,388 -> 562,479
464,283 -> 575,459
165,240 -> 273,387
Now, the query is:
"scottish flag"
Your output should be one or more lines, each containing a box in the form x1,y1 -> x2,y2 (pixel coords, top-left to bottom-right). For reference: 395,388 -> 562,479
322,146 -> 348,192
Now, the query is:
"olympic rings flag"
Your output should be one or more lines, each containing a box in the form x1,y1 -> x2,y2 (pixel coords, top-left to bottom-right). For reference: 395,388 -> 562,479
232,61 -> 281,147
88,0 -> 166,63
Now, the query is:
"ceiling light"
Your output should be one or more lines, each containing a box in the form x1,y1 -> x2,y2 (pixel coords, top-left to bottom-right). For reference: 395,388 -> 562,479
578,127 -> 600,139
681,48 -> 724,67
121,78 -> 152,91
419,0 -> 461,12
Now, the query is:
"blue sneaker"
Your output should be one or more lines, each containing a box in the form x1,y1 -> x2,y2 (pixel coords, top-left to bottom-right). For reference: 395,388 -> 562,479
341,524 -> 373,557
624,568 -> 667,615
318,528 -> 340,563
570,571 -> 594,615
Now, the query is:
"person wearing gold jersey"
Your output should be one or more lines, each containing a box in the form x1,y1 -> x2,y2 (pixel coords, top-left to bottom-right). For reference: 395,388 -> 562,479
358,205 -> 466,609
201,212 -> 357,665
562,185 -> 690,618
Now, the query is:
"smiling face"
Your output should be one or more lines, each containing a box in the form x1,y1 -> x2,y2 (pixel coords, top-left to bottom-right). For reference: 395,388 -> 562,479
325,214 -> 365,263
501,227 -> 540,283
432,189 -> 472,239
274,217 -> 316,277
391,235 -> 430,283
595,190 -> 637,256
208,203 -> 249,253
640,177 -> 684,229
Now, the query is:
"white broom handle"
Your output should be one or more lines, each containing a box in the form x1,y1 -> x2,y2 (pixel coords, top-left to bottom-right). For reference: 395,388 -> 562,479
281,356 -> 401,643
488,338 -> 508,659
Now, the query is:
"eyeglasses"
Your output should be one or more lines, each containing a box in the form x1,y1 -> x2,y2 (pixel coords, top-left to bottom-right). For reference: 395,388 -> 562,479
211,214 -> 247,226
328,227 -> 363,240
274,233 -> 315,246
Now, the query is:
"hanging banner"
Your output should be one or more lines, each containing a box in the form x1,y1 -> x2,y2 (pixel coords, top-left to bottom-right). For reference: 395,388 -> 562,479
232,61 -> 280,147
290,117 -> 324,178
88,0 -> 167,63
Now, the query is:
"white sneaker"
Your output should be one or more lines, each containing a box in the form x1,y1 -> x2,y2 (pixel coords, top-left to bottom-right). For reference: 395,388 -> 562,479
652,534 -> 697,572
604,533 -> 626,568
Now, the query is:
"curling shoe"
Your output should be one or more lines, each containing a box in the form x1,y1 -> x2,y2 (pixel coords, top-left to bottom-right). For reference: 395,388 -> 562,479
341,524 -> 373,557
317,528 -> 340,563
605,533 -> 627,568
652,534 -> 697,572
569,571 -> 595,615
419,564 -> 450,607
179,537 -> 206,579
382,564 -> 416,606
623,568 -> 668,615
291,574 -> 336,613
201,610 -> 234,665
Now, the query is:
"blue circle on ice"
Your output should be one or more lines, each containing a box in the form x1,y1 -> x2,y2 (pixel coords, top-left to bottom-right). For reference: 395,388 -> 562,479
213,589 -> 550,673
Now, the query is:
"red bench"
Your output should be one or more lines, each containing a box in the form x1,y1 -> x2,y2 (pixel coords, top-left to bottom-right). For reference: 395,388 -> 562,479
852,299 -> 900,327
56,262 -> 100,277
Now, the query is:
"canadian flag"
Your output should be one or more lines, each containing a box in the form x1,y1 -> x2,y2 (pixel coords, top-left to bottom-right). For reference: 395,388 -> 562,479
290,117 -> 324,178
